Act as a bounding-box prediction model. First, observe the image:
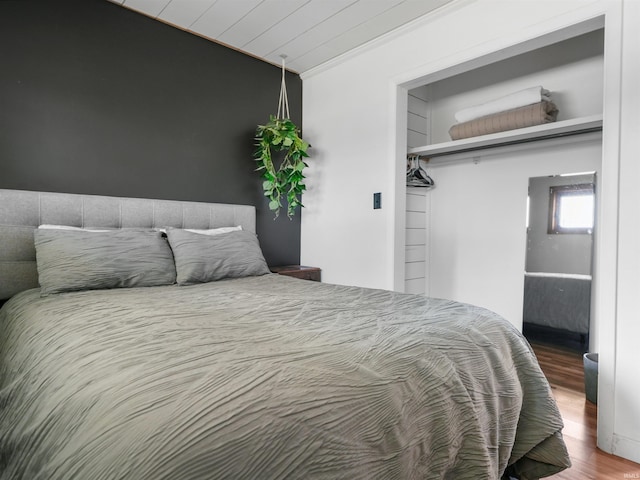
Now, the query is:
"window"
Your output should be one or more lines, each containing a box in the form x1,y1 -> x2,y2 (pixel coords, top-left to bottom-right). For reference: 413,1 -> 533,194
548,183 -> 595,234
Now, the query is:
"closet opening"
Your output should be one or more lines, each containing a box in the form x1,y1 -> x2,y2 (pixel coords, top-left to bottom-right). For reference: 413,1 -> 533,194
399,23 -> 604,334
392,11 -> 620,455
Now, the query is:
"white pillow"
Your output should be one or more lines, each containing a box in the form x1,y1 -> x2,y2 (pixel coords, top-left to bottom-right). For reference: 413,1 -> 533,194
155,226 -> 242,236
186,226 -> 242,236
38,224 -> 111,232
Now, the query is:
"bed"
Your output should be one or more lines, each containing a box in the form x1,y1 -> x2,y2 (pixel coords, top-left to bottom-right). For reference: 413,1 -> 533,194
523,271 -> 591,351
0,189 -> 570,479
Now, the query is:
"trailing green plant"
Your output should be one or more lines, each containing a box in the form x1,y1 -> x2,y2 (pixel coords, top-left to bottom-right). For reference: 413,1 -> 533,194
254,115 -> 310,219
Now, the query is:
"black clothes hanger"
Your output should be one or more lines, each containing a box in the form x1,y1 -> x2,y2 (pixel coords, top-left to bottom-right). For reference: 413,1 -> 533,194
406,155 -> 434,188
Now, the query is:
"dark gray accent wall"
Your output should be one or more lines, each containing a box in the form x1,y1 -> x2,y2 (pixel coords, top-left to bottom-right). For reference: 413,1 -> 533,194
0,0 -> 302,266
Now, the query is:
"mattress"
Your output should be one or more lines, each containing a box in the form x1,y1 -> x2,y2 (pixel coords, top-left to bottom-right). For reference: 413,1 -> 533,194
523,272 -> 591,334
0,274 -> 570,479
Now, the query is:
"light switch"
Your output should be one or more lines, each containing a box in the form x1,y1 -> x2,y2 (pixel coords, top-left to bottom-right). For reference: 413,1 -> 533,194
373,192 -> 381,209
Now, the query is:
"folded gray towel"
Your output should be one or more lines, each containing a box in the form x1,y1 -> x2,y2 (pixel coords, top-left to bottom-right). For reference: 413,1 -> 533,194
449,100 -> 558,140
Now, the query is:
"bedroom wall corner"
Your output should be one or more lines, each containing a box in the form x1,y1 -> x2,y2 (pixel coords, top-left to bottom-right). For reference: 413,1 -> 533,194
0,0 -> 301,267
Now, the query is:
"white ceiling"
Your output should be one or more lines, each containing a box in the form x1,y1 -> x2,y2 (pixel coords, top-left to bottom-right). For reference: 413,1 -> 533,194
109,0 -> 454,73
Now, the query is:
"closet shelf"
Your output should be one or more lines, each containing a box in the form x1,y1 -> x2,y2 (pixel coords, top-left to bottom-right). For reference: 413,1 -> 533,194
408,114 -> 603,159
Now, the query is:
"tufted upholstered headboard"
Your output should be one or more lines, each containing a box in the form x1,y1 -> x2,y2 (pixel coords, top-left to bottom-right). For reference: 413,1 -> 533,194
0,189 -> 256,301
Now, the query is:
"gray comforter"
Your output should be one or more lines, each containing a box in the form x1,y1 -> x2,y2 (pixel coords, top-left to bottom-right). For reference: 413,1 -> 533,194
0,274 -> 570,479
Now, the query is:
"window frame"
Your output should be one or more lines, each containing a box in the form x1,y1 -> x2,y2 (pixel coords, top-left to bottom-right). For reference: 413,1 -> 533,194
547,183 -> 595,235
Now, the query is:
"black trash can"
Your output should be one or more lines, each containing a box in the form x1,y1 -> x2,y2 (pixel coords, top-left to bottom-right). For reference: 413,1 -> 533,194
583,353 -> 598,404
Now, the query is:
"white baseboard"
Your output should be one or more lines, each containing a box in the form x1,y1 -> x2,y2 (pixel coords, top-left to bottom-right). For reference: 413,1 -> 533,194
612,434 -> 640,466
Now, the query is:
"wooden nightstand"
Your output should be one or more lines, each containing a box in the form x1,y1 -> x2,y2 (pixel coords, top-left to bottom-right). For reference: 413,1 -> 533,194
270,265 -> 321,282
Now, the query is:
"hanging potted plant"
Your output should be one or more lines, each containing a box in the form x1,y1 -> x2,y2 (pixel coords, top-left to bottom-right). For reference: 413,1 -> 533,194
254,56 -> 310,219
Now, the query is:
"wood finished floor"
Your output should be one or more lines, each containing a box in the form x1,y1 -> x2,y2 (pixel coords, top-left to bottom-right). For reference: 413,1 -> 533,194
531,342 -> 640,480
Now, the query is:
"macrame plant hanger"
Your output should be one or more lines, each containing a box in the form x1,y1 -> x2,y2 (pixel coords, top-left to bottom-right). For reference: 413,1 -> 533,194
276,55 -> 290,120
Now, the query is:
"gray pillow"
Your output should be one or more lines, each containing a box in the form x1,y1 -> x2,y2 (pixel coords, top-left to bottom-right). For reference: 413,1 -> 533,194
166,228 -> 270,285
34,229 -> 177,295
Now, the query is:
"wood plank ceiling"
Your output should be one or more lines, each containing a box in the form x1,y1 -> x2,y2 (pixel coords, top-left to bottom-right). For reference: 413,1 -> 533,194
108,0 -> 453,73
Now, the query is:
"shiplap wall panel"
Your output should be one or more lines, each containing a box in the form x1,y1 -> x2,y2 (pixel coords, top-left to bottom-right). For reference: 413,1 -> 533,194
124,0 -> 170,17
243,1 -> 357,58
405,277 -> 426,294
405,85 -> 430,294
405,191 -> 427,294
405,224 -> 426,246
407,130 -> 428,149
158,0 -> 214,27
407,92 -> 429,149
126,0 -> 171,17
218,0 -> 310,48
405,260 -> 426,280
405,244 -> 426,263
406,210 -> 426,229
406,191 -> 427,211
191,0 -> 262,41
408,111 -> 427,133
408,94 -> 428,114
115,0 -> 454,72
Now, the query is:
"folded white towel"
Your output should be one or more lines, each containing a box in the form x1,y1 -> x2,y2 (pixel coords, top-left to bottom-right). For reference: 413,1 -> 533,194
454,86 -> 551,123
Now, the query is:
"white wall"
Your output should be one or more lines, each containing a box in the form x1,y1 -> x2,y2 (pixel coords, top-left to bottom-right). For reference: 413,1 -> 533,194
301,59 -> 394,288
301,0 -> 639,463
610,0 -> 640,461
